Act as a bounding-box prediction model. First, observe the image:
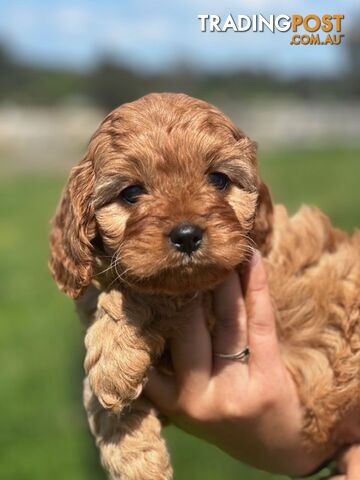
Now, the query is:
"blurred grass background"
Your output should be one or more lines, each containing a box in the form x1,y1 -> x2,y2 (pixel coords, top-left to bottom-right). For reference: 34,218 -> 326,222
1,146 -> 358,480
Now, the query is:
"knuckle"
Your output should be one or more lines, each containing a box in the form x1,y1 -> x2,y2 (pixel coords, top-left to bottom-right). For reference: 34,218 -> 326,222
186,404 -> 208,422
249,274 -> 268,294
221,399 -> 240,418
250,318 -> 275,338
214,393 -> 243,419
191,407 -> 212,423
176,394 -> 203,420
259,395 -> 277,412
254,386 -> 277,411
176,392 -> 215,423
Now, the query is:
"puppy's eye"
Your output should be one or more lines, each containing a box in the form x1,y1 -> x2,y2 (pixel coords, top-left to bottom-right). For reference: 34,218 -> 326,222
119,185 -> 146,204
208,172 -> 230,191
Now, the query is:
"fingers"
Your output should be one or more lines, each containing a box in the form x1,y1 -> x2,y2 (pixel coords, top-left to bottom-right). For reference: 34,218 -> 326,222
143,367 -> 176,415
146,251 -> 280,417
171,303 -> 212,392
212,271 -> 248,362
338,445 -> 360,479
145,304 -> 212,416
244,251 -> 281,372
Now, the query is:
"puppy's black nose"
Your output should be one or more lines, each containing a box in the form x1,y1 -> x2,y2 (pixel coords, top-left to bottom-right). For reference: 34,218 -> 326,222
169,223 -> 203,255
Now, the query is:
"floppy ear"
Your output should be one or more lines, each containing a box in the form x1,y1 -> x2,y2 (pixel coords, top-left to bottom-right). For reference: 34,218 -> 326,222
251,180 -> 274,255
49,154 -> 96,299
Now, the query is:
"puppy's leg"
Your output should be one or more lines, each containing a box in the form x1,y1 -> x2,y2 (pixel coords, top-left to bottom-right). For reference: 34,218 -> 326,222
84,379 -> 172,480
84,290 -> 166,412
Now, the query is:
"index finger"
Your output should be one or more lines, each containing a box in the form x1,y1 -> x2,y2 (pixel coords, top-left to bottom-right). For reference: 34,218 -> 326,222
171,303 -> 212,393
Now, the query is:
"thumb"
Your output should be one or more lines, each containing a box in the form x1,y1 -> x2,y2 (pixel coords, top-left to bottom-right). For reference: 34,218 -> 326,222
212,271 -> 247,359
244,251 -> 280,371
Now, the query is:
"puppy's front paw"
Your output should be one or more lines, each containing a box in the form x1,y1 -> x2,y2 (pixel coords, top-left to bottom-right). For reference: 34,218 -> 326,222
84,309 -> 154,413
89,367 -> 147,413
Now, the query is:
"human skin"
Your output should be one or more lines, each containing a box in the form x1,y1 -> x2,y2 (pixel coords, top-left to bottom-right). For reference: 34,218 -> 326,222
330,446 -> 360,480
144,251 -> 338,477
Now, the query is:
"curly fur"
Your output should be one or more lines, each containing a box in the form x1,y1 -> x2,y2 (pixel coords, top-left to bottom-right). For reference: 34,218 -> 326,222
49,93 -> 360,479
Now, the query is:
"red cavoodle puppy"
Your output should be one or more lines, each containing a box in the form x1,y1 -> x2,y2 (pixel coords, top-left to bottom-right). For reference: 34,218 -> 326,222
49,93 -> 360,480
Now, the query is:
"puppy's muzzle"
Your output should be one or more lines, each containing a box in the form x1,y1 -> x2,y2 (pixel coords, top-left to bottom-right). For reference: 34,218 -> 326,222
169,223 -> 203,256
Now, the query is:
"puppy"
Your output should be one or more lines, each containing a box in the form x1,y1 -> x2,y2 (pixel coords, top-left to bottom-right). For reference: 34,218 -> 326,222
49,93 -> 360,480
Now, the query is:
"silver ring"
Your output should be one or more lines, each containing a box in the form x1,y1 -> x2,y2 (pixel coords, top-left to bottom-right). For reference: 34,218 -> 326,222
214,346 -> 250,363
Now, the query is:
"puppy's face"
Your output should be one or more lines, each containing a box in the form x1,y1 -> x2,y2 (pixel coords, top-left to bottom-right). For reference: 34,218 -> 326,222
50,94 -> 272,297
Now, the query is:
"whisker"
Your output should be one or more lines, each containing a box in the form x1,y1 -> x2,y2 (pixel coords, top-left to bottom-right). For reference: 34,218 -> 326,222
93,252 -> 118,277
107,262 -> 134,290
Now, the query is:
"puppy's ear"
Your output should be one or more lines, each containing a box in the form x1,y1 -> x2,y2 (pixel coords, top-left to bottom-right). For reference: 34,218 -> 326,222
251,181 -> 274,255
49,153 -> 96,298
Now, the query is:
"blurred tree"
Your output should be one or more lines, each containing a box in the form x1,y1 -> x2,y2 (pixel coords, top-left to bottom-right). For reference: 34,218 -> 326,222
0,42 -> 358,108
85,58 -> 147,109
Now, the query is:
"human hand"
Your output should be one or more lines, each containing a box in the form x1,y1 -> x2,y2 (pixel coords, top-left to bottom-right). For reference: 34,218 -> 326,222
144,251 -> 334,477
330,445 -> 360,480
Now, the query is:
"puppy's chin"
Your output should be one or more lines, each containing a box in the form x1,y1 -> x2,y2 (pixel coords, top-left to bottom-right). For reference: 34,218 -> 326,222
123,264 -> 233,296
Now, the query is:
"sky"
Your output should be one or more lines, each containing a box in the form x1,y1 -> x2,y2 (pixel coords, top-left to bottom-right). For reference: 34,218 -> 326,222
0,0 -> 358,76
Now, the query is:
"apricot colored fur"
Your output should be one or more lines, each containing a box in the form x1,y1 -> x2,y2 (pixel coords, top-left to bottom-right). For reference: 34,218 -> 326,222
49,93 -> 360,479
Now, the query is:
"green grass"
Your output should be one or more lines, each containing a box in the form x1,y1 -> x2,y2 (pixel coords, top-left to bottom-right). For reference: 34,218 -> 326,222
0,147 -> 359,480
259,146 -> 360,231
